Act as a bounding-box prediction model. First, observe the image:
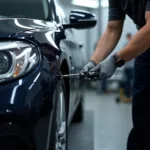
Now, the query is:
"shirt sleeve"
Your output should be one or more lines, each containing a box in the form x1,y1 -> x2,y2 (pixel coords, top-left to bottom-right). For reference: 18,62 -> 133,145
146,0 -> 150,11
108,0 -> 125,21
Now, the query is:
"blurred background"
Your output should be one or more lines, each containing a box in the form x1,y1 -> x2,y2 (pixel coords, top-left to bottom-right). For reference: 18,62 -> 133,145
65,1 -> 137,150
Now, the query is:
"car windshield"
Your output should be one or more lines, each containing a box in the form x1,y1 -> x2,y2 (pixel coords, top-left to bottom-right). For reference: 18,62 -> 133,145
0,0 -> 49,20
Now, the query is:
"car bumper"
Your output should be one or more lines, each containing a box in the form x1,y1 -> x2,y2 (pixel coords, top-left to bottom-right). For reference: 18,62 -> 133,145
0,63 -> 58,149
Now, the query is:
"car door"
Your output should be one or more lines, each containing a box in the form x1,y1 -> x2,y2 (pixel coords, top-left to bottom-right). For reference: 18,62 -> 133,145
51,0 -> 74,117
53,0 -> 81,119
69,31 -> 83,110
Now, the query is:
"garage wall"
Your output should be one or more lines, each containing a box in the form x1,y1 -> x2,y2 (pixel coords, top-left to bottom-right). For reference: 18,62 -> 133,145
88,8 -> 102,57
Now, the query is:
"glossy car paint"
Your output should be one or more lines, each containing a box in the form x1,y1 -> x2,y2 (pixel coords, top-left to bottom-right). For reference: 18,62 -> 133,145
0,18 -> 63,150
0,0 -> 90,150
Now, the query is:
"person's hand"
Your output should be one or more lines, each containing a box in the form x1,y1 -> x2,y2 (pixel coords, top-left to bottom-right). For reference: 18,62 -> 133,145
80,60 -> 97,77
89,56 -> 117,80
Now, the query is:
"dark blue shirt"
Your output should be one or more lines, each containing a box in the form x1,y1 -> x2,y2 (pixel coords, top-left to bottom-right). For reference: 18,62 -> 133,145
109,0 -> 150,28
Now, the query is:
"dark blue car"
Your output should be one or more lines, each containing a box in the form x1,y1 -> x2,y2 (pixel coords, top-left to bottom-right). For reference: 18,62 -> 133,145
0,0 -> 97,150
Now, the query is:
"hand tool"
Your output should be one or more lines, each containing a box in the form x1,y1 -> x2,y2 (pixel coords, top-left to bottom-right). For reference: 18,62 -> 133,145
61,74 -> 80,78
61,72 -> 99,79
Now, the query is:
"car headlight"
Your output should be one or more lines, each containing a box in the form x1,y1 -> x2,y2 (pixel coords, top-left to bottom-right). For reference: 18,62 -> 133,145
0,41 -> 40,82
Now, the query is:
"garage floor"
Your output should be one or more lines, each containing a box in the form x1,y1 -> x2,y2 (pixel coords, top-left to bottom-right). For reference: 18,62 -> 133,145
68,90 -> 132,150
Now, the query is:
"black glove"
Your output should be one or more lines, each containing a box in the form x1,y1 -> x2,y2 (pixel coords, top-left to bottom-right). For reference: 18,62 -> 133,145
80,60 -> 97,77
89,56 -> 117,80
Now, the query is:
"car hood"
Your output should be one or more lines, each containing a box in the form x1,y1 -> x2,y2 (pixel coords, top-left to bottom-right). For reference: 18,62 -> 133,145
0,18 -> 56,38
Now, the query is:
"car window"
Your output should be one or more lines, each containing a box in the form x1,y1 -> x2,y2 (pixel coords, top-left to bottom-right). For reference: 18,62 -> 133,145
0,0 -> 49,20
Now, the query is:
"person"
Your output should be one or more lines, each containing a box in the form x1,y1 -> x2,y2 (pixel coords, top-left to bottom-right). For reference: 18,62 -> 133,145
124,33 -> 134,100
80,0 -> 150,149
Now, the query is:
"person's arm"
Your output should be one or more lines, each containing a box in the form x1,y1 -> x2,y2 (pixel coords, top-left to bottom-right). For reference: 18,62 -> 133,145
80,0 -> 125,76
90,0 -> 125,64
117,3 -> 150,61
90,20 -> 124,64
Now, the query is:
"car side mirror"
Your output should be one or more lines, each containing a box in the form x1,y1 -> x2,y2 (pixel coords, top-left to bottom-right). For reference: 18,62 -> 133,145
63,10 -> 97,29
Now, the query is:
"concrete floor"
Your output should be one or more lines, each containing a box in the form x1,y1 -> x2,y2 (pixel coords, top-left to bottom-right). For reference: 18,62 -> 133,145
68,90 -> 132,150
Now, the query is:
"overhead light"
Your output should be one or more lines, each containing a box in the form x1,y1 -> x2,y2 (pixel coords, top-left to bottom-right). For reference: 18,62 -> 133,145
72,0 -> 99,9
101,0 -> 109,7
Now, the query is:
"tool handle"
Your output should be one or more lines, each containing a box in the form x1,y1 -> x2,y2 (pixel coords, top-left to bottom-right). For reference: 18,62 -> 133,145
80,72 -> 99,79
88,72 -> 99,78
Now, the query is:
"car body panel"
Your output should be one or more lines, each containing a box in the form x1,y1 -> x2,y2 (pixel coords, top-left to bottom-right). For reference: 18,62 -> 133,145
0,0 -> 85,149
0,61 -> 59,150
